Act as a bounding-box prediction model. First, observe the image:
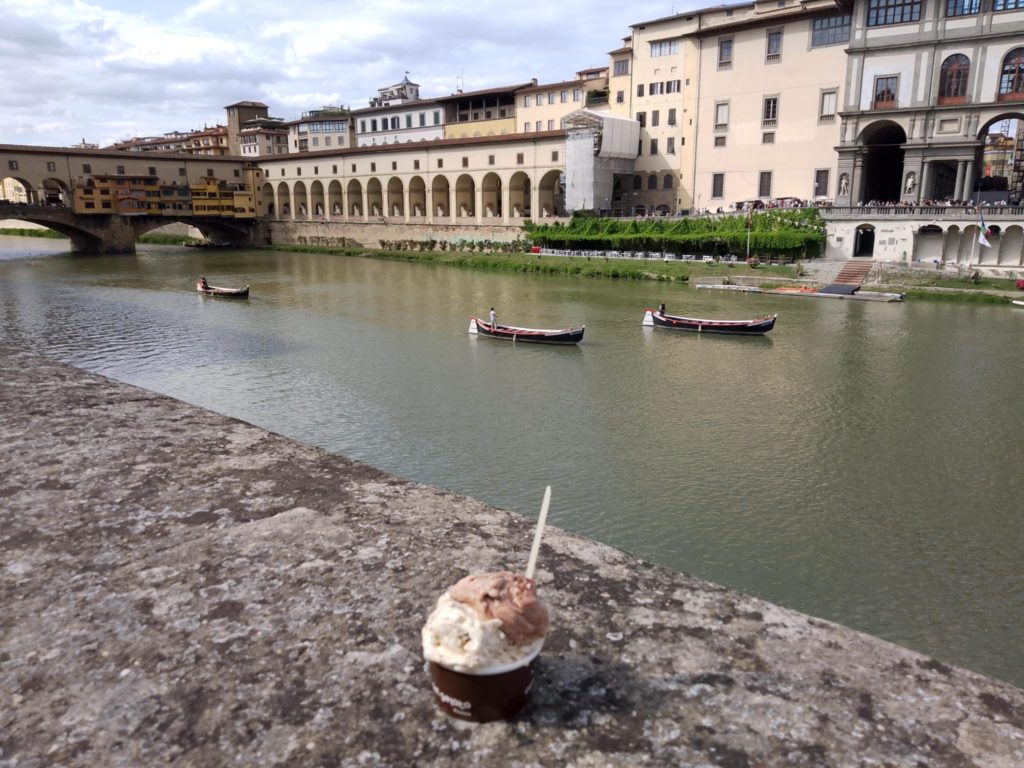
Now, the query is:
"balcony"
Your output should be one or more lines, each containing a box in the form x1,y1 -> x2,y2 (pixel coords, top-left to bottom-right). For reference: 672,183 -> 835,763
873,99 -> 896,110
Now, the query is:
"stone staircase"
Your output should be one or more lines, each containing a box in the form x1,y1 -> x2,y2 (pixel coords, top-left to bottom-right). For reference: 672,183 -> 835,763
820,260 -> 874,295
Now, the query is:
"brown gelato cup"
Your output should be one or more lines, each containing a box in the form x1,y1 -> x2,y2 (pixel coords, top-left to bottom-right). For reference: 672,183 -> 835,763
428,644 -> 542,722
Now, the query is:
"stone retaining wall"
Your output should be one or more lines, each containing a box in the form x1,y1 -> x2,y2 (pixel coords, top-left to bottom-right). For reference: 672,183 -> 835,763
2,346 -> 1022,767
268,220 -> 537,249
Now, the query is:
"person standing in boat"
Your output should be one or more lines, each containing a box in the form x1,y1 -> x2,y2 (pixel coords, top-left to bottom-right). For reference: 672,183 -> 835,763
199,276 -> 209,290
489,307 -> 497,327
658,302 -> 666,316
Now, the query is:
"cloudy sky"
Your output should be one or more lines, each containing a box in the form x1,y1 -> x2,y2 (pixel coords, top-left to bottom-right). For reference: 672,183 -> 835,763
1,0 -> 698,149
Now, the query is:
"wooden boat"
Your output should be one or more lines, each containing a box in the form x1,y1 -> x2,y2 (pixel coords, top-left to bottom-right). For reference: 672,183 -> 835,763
642,308 -> 776,335
196,280 -> 249,298
468,316 -> 584,344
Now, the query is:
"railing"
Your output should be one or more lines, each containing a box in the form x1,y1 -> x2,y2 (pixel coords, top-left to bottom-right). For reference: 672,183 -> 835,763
819,204 -> 1023,218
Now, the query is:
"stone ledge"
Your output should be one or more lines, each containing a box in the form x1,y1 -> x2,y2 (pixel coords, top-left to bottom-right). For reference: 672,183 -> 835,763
2,345 -> 1022,767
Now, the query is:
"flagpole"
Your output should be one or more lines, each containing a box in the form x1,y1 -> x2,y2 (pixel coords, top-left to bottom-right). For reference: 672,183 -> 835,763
966,212 -> 979,275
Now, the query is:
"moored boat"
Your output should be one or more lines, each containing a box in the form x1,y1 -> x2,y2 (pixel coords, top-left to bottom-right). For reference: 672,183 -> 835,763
469,316 -> 584,344
196,280 -> 249,298
1012,299 -> 1024,307
642,307 -> 776,335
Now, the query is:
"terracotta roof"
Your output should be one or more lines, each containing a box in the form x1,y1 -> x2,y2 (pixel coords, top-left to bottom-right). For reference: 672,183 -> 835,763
436,83 -> 536,101
255,130 -> 566,163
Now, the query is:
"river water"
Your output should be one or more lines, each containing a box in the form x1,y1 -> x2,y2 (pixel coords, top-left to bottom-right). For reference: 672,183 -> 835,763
2,237 -> 1022,687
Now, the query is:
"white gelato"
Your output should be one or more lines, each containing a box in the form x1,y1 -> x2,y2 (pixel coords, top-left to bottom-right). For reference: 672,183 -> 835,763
422,591 -> 542,673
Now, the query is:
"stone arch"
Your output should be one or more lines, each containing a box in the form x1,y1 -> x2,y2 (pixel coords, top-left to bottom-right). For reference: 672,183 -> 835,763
386,176 -> 404,217
915,225 -> 944,263
857,120 -> 907,203
979,224 -> 1000,266
663,174 -> 674,190
261,182 -> 275,217
1,175 -> 33,204
481,172 -> 501,218
632,174 -> 643,191
431,175 -> 450,218
41,178 -> 71,207
976,113 -> 1023,205
347,179 -> 363,216
509,171 -> 531,218
942,225 -> 961,263
293,181 -> 309,220
646,173 -> 658,191
310,180 -> 325,218
367,178 -> 383,217
854,223 -> 875,257
957,226 -> 978,265
328,180 -> 343,218
408,176 -> 426,218
275,181 -> 290,218
455,174 -> 475,218
537,169 -> 563,217
998,224 -> 1023,266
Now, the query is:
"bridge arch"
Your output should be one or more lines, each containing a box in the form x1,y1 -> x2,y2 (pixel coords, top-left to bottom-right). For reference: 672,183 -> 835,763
1,175 -> 33,204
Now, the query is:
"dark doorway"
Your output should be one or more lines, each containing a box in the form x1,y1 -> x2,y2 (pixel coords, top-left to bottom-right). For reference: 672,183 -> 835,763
861,122 -> 907,203
854,225 -> 875,257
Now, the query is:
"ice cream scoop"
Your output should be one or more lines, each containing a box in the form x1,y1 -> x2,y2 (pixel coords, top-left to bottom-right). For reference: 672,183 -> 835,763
422,571 -> 549,673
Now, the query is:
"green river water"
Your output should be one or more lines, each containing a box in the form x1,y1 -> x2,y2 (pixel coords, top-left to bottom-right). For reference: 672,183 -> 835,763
1,237 -> 1022,687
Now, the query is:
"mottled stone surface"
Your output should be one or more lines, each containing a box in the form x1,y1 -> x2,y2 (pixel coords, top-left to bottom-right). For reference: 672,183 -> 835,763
2,345 -> 1023,768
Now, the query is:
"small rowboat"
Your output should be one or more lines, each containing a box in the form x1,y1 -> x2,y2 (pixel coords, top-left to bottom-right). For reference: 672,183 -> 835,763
642,308 -> 776,335
1012,299 -> 1024,307
196,281 -> 249,298
469,316 -> 585,344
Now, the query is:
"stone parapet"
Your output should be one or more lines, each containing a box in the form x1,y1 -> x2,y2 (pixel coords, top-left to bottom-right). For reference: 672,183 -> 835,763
2,346 -> 1022,767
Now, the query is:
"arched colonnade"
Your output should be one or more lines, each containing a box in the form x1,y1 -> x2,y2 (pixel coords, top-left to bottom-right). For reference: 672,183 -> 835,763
910,223 -> 1024,266
262,169 -> 565,224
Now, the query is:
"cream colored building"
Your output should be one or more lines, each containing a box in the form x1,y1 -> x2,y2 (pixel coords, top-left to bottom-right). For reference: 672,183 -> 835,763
692,1 -> 847,210
285,107 -> 353,154
353,76 -> 445,147
256,133 -> 566,224
611,15 -> 701,214
440,84 -> 529,140
516,70 -> 609,135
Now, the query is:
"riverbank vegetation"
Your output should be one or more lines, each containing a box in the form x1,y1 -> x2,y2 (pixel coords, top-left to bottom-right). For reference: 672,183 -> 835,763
266,244 -> 797,282
524,209 -> 826,260
0,227 -> 66,238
